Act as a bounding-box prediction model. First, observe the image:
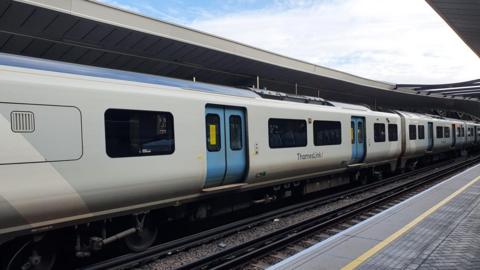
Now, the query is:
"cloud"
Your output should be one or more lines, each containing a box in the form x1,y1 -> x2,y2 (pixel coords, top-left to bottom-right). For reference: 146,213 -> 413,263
98,0 -> 479,84
188,0 -> 479,84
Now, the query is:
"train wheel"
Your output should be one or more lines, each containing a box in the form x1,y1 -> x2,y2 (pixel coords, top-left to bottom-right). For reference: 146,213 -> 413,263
6,238 -> 56,270
123,216 -> 158,252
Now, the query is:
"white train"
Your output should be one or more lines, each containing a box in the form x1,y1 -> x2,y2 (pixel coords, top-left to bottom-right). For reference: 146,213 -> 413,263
0,53 -> 479,269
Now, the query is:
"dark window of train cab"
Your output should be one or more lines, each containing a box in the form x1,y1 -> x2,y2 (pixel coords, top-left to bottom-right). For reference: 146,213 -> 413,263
388,124 -> 398,141
206,114 -> 221,152
105,109 -> 174,157
418,125 -> 425,139
374,123 -> 386,142
358,122 -> 364,143
409,125 -> 417,140
269,118 -> 307,148
436,126 -> 444,138
229,115 -> 242,150
444,127 -> 450,138
314,121 -> 341,146
351,121 -> 354,144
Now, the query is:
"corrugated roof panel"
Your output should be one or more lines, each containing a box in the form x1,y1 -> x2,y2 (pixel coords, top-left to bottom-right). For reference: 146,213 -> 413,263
427,0 -> 480,57
2,35 -> 30,53
83,24 -> 114,45
121,57 -> 144,71
0,3 -> 33,29
109,55 -> 131,69
62,46 -> 88,62
0,32 -> 11,48
77,50 -> 103,65
43,43 -> 70,60
23,39 -> 50,57
44,15 -> 80,40
0,2 -> 10,16
22,9 -> 57,34
101,28 -> 130,48
64,20 -> 97,41
130,35 -> 157,52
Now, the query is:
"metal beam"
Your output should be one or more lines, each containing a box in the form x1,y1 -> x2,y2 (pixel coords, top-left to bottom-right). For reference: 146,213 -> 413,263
421,85 -> 480,92
438,88 -> 480,94
448,91 -> 480,96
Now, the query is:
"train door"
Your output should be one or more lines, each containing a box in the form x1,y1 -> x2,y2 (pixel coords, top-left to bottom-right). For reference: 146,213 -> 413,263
205,105 -> 247,188
351,116 -> 366,163
474,126 -> 479,144
451,124 -> 456,147
427,122 -> 433,151
224,108 -> 247,185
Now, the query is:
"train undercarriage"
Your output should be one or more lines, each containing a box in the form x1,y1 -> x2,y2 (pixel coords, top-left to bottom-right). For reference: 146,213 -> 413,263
0,148 -> 473,270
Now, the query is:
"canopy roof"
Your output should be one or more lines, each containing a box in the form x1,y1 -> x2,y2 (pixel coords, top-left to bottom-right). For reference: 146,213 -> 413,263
427,0 -> 480,58
1,0 -> 478,119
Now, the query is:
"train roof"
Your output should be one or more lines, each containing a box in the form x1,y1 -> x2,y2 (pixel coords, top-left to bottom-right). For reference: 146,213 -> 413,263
328,102 -> 372,111
396,110 -> 475,124
0,53 -> 469,122
0,53 -> 260,99
0,53 -> 377,112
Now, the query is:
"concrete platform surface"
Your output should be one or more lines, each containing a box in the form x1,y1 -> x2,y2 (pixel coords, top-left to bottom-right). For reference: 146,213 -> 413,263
269,163 -> 480,270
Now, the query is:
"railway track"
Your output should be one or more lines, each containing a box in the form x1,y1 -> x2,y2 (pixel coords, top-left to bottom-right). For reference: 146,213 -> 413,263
79,156 -> 480,270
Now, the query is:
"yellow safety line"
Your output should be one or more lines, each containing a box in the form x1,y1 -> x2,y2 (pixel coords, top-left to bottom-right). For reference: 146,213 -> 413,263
342,175 -> 480,270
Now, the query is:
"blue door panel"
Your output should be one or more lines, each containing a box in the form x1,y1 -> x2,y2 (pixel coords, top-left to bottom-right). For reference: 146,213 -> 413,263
351,117 -> 365,163
205,106 -> 226,188
357,119 -> 365,161
223,108 -> 247,185
205,106 -> 247,188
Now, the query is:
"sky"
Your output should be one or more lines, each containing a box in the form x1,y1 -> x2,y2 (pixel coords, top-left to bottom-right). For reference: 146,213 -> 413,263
98,0 -> 480,84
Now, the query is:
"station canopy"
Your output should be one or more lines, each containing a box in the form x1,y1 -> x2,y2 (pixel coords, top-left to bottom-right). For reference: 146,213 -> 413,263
399,79 -> 480,100
1,0 -> 479,119
427,0 -> 480,58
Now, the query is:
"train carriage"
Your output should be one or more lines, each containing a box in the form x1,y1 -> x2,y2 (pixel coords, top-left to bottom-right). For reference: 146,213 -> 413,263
0,53 -> 478,269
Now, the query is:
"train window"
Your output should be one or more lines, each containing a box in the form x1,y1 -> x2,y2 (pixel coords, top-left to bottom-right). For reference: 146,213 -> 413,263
269,118 -> 307,148
388,124 -> 398,141
358,122 -> 364,143
409,125 -> 417,140
206,114 -> 221,152
374,123 -> 386,142
458,127 -> 465,137
444,127 -> 450,138
105,109 -> 174,158
468,127 -> 473,137
418,125 -> 425,140
229,115 -> 242,150
314,121 -> 341,146
351,121 -> 354,144
436,126 -> 444,138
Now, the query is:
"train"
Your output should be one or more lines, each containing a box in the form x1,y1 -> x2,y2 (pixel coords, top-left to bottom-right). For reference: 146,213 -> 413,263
0,53 -> 479,269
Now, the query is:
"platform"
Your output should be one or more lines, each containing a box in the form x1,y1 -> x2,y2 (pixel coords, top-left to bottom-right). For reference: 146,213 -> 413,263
269,163 -> 480,270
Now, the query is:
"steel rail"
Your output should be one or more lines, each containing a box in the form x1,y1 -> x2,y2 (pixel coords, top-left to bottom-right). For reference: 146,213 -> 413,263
175,156 -> 480,270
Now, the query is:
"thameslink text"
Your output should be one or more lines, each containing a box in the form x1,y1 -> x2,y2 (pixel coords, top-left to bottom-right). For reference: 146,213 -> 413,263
297,152 -> 323,160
